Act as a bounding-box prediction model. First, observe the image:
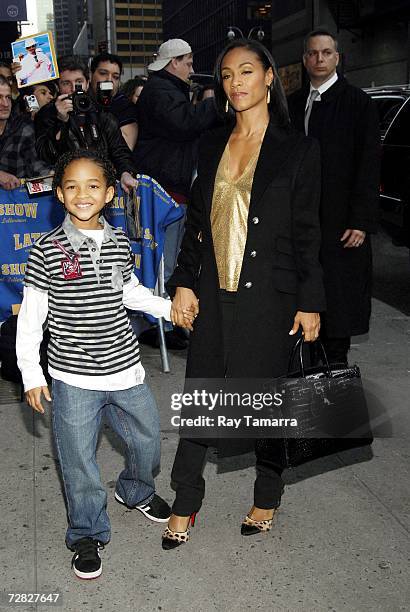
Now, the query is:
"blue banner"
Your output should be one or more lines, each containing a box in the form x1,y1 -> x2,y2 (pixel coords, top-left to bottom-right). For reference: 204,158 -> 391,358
0,177 -> 184,321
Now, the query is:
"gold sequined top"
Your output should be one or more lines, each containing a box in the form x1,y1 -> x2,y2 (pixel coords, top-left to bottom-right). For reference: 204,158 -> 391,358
210,141 -> 260,291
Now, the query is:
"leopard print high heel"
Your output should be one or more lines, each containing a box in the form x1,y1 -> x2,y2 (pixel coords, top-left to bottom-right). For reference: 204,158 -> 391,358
240,509 -> 277,536
161,512 -> 197,550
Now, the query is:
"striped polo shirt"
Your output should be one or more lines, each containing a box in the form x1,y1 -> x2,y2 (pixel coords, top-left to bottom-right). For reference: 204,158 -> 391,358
23,214 -> 140,376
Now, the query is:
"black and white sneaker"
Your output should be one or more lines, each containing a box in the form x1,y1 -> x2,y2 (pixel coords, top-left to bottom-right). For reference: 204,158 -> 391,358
114,492 -> 171,523
71,538 -> 104,580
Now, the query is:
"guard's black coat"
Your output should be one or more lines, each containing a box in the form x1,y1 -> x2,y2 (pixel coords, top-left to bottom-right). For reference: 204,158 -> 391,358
287,76 -> 381,337
167,120 -> 326,382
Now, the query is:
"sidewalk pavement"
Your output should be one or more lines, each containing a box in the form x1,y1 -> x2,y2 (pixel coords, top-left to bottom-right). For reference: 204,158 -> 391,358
0,298 -> 409,612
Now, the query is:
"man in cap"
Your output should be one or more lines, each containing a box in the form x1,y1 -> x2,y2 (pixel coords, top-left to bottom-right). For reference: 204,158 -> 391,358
134,39 -> 218,349
15,38 -> 52,86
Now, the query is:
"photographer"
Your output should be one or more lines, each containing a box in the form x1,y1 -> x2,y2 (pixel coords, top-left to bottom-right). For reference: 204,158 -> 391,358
89,53 -> 138,151
34,56 -> 137,191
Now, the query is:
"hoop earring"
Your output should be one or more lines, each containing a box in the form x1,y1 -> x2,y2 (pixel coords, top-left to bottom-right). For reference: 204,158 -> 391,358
266,86 -> 271,105
225,98 -> 229,113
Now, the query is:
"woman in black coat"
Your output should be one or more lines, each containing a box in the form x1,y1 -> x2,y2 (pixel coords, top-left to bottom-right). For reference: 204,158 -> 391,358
163,39 -> 326,549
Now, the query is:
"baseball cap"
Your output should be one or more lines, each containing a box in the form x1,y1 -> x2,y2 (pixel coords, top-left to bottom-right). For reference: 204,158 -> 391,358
25,38 -> 36,48
148,39 -> 192,72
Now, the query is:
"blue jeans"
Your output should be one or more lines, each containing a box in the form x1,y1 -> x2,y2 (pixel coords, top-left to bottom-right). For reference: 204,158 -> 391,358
51,380 -> 160,547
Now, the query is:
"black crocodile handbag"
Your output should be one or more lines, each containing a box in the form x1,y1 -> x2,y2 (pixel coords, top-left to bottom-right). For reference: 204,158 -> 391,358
280,338 -> 373,468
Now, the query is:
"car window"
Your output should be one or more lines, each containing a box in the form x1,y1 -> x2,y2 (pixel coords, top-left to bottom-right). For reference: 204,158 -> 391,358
384,97 -> 410,146
371,95 -> 407,139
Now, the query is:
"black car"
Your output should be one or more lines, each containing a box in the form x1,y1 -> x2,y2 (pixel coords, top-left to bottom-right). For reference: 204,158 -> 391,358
365,85 -> 410,248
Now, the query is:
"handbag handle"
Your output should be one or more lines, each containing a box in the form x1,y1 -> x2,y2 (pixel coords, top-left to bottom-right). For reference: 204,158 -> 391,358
288,338 -> 332,378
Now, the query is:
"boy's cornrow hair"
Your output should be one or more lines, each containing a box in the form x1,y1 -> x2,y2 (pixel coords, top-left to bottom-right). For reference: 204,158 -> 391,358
52,150 -> 117,199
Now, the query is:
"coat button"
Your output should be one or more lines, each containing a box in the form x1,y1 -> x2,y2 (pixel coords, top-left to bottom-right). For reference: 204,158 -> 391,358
244,281 -> 252,289
252,216 -> 259,224
250,250 -> 257,257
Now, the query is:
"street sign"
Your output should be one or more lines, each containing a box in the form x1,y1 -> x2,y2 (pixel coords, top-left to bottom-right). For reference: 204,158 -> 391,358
0,1 -> 27,21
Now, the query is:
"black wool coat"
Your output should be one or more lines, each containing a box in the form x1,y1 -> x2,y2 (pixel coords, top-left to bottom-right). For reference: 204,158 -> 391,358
133,70 -> 218,196
167,120 -> 326,381
287,76 -> 381,337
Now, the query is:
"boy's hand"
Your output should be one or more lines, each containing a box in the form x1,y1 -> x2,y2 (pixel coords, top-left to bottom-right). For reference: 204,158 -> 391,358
171,304 -> 195,331
25,386 -> 51,414
171,288 -> 199,331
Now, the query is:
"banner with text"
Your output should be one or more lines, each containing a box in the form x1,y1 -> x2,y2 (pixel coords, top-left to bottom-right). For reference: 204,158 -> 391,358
0,177 -> 183,321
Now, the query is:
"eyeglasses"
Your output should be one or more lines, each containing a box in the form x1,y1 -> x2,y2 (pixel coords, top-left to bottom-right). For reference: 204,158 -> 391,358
26,45 -> 36,50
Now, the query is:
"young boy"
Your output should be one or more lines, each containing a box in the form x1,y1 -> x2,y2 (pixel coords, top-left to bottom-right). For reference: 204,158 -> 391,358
16,149 -> 189,579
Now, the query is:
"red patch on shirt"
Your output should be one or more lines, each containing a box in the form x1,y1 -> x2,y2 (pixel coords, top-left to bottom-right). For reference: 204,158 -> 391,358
53,239 -> 83,280
61,255 -> 82,280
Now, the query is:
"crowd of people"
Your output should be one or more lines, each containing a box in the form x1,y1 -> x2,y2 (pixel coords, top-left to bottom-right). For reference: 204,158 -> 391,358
1,30 -> 381,579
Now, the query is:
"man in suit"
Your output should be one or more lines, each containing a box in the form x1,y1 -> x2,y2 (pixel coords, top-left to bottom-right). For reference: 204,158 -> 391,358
287,29 -> 381,364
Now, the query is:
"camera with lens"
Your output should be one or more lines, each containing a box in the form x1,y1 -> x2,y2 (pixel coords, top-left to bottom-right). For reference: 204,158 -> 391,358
69,84 -> 93,114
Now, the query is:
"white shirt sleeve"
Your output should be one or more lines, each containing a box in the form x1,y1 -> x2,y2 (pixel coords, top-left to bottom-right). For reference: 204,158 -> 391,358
16,286 -> 49,391
19,54 -> 35,81
123,274 -> 172,321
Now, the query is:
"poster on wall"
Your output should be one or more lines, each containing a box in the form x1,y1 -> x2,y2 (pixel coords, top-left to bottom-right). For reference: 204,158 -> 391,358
278,62 -> 303,96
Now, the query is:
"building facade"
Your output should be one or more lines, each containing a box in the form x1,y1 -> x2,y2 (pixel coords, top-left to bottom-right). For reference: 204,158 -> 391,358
53,0 -> 89,58
162,0 -> 272,73
111,0 -> 162,78
36,0 -> 55,41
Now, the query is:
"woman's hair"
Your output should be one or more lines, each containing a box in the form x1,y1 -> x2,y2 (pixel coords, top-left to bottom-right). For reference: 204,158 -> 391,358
213,39 -> 289,127
52,150 -> 117,200
21,81 -> 58,98
37,81 -> 58,97
121,77 -> 146,101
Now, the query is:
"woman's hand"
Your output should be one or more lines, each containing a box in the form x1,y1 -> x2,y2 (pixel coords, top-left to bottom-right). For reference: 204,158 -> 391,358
289,311 -> 320,342
171,287 -> 199,331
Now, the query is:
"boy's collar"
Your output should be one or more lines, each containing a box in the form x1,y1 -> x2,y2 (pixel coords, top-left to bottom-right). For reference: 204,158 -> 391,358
62,214 -> 119,252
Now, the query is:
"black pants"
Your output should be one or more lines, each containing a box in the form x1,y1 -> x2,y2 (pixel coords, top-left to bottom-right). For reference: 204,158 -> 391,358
321,333 -> 351,365
171,290 -> 285,516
